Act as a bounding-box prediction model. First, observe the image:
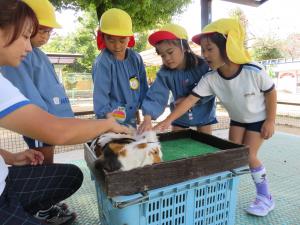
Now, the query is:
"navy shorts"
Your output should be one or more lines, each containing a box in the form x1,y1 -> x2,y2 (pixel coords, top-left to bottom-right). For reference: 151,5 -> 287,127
172,118 -> 218,129
230,120 -> 265,133
23,136 -> 53,149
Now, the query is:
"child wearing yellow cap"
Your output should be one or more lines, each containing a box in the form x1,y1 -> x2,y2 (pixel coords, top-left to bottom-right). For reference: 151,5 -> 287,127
93,8 -> 148,127
155,18 -> 277,217
138,24 -> 216,133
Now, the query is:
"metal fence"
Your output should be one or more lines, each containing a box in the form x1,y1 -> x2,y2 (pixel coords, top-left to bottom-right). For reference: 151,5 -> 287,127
1,102 -> 300,154
0,111 -> 95,154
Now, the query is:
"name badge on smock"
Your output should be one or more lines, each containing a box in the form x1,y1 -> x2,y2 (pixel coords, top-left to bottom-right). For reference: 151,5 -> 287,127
53,97 -> 60,105
112,106 -> 126,122
129,76 -> 139,90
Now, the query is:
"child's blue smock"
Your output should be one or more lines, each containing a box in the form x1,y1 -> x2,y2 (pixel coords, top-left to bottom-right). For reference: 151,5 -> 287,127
141,62 -> 216,127
1,48 -> 74,118
92,48 -> 148,127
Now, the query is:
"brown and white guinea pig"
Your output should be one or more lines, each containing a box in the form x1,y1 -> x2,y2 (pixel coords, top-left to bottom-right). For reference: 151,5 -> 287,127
91,131 -> 162,172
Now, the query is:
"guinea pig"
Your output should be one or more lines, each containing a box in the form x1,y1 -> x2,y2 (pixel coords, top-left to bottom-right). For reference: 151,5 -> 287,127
92,131 -> 162,172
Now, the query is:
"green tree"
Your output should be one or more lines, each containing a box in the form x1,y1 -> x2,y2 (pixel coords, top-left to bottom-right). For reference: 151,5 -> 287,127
281,33 -> 300,59
228,7 -> 257,45
229,7 -> 248,31
43,8 -> 99,73
133,31 -> 149,53
252,37 -> 283,61
50,0 -> 192,31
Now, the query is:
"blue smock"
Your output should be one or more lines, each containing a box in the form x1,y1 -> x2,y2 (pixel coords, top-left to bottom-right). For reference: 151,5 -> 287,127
92,49 -> 148,127
1,48 -> 74,118
141,61 -> 216,127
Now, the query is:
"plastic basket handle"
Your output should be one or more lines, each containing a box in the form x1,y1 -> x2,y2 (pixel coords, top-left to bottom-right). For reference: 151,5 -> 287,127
112,192 -> 149,209
230,167 -> 250,176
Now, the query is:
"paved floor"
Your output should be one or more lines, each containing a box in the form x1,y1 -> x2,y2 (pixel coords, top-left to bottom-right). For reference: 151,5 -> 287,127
55,130 -> 300,225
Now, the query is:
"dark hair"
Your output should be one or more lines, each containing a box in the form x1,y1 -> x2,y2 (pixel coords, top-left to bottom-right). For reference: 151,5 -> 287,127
155,39 -> 205,71
200,32 -> 229,63
0,0 -> 38,46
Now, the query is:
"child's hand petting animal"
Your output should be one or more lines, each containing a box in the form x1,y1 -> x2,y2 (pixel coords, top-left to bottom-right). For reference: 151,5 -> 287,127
92,130 -> 162,172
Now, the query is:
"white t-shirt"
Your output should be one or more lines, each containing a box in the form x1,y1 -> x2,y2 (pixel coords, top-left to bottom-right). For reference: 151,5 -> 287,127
192,63 -> 274,123
0,73 -> 30,196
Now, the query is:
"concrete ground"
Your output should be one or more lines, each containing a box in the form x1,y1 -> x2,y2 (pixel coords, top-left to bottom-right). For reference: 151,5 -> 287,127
55,129 -> 300,225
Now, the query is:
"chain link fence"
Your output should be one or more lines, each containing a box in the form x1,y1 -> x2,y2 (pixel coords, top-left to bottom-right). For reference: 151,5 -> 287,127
1,102 -> 299,154
0,112 -> 95,154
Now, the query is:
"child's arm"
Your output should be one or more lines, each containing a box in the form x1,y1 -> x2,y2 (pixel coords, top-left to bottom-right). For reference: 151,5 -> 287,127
138,115 -> 153,133
261,89 -> 277,139
154,94 -> 200,131
139,71 -> 170,133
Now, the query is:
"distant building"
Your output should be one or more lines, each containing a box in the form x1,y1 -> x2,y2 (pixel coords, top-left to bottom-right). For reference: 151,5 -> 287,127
46,53 -> 82,82
260,58 -> 300,94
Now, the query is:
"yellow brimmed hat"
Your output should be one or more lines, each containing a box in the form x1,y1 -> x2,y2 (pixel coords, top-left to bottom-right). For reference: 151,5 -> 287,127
192,18 -> 251,64
22,0 -> 61,28
148,24 -> 188,46
97,8 -> 135,49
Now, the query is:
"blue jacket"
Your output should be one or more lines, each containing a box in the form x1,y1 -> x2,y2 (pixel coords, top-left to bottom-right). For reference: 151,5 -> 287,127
1,48 -> 73,118
141,61 -> 216,127
92,48 -> 148,127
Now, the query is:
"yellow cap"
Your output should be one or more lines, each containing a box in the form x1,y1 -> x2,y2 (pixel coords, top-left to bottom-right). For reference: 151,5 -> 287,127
99,8 -> 133,36
148,23 -> 188,46
192,18 -> 251,64
22,0 -> 61,28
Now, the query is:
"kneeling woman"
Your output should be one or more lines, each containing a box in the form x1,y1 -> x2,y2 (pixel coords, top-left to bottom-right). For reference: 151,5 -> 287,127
0,1 -> 129,224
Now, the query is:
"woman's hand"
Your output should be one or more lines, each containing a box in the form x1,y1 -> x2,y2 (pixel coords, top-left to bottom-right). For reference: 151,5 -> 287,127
106,112 -> 114,119
107,117 -> 130,134
13,150 -> 44,166
138,115 -> 152,134
261,119 -> 275,139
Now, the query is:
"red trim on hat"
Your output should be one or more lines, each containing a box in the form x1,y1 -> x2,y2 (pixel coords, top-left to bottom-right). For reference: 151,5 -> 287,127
148,31 -> 178,46
192,32 -> 217,45
128,36 -> 135,48
96,30 -> 135,50
96,30 -> 105,50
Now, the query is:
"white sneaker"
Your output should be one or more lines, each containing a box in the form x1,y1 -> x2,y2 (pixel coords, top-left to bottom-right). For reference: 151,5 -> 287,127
245,195 -> 275,217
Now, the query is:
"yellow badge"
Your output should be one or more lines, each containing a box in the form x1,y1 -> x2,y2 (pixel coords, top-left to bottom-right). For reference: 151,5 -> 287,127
129,77 -> 139,90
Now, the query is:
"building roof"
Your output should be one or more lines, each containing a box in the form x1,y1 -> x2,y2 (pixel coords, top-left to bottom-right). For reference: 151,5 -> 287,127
221,0 -> 268,7
46,53 -> 83,65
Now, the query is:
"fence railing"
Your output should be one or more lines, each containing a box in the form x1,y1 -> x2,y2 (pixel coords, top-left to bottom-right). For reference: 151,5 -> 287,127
1,102 -> 299,154
259,58 -> 300,66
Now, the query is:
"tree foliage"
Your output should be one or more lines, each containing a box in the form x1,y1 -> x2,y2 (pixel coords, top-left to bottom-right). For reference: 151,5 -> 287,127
50,0 -> 192,31
281,33 -> 300,59
43,8 -> 99,73
252,37 -> 283,61
133,31 -> 149,53
229,7 -> 248,32
227,8 -> 283,61
228,7 -> 255,44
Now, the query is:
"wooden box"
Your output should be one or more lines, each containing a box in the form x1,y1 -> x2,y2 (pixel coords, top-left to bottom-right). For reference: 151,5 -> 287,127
84,129 -> 249,197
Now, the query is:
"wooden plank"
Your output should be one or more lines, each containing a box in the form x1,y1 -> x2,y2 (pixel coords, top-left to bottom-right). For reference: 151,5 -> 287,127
104,147 -> 248,196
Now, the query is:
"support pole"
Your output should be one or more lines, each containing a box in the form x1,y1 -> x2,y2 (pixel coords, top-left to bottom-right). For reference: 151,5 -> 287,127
201,0 -> 212,29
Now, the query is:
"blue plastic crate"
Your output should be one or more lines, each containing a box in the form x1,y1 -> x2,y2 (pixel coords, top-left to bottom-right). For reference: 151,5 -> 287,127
93,170 -> 239,225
